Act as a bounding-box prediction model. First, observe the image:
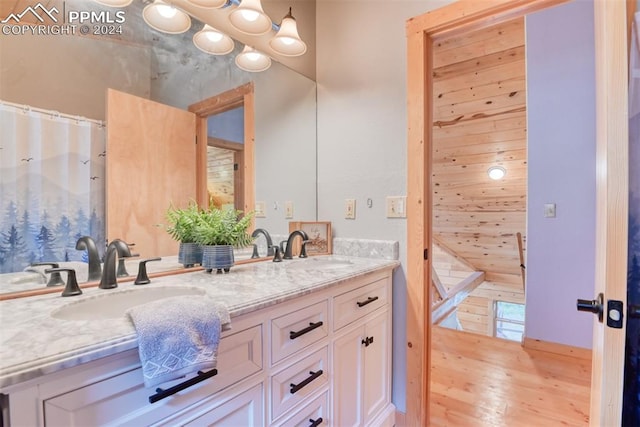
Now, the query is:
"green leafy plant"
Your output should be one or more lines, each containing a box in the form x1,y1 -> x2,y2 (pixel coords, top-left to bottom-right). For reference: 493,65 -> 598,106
193,207 -> 254,247
166,202 -> 202,244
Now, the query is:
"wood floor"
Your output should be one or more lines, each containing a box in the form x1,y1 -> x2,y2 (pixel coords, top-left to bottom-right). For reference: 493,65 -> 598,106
430,326 -> 591,426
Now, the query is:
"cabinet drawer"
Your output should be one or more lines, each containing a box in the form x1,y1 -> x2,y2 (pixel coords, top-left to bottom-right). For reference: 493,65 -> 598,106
43,325 -> 263,426
270,347 -> 328,421
271,300 -> 328,365
333,278 -> 388,331
275,391 -> 328,427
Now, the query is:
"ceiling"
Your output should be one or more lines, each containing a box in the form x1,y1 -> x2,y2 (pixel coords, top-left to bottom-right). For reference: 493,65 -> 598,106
432,17 -> 527,287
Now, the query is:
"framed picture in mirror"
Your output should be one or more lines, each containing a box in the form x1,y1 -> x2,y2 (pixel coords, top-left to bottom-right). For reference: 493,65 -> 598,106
288,221 -> 332,256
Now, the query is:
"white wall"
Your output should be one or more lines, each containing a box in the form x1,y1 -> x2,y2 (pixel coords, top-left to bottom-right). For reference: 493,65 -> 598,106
315,0 -> 454,412
525,0 -> 596,349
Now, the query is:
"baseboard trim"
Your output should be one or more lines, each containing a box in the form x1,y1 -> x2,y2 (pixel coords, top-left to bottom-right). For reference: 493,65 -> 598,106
522,337 -> 592,360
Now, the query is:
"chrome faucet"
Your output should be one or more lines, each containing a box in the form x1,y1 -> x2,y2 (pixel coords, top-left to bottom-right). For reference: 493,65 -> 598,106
251,228 -> 274,258
99,245 -> 118,289
283,230 -> 309,260
75,236 -> 101,282
106,239 -> 137,277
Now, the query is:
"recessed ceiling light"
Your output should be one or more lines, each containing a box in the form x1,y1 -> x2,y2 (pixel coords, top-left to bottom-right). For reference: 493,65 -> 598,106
487,166 -> 506,180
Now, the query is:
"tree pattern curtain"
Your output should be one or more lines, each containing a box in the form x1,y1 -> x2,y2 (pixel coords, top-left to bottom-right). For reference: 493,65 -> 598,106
0,102 -> 105,273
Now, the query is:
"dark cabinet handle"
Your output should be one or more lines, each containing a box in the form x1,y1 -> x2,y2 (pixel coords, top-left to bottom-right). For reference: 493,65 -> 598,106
356,296 -> 379,307
309,417 -> 323,427
290,321 -> 324,340
149,369 -> 218,403
290,370 -> 323,394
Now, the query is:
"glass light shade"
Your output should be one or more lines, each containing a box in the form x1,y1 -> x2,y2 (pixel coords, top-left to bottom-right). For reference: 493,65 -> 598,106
143,0 -> 191,34
193,25 -> 234,55
487,166 -> 506,180
235,45 -> 271,72
269,9 -> 306,57
93,0 -> 133,6
186,0 -> 227,8
229,0 -> 272,35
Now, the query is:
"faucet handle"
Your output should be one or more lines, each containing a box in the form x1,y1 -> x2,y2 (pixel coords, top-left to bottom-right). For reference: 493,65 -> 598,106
251,244 -> 260,259
31,262 -> 65,287
117,253 -> 139,277
134,257 -> 162,285
45,268 -> 82,297
270,245 -> 283,262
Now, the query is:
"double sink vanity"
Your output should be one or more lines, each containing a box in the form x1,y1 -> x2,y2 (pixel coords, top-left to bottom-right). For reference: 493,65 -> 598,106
0,248 -> 399,426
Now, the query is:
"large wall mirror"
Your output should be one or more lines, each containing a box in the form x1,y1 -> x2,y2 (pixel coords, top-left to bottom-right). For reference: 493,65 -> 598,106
0,0 -> 317,296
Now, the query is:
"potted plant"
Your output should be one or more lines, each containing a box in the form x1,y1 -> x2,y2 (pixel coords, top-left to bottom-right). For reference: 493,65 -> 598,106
193,207 -> 254,273
166,202 -> 203,268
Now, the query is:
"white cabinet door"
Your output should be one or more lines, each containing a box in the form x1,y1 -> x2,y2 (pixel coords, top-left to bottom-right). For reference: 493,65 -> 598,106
332,324 -> 364,427
332,309 -> 390,427
363,310 -> 390,425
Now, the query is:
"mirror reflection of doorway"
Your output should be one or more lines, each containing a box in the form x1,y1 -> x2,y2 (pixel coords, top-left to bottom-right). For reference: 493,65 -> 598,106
207,106 -> 244,211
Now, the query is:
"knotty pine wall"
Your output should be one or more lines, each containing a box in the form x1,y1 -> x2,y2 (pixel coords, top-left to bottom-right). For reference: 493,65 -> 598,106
432,18 -> 527,288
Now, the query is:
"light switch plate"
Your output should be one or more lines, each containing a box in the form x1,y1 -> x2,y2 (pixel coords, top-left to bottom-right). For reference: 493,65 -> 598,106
544,203 -> 556,218
255,201 -> 266,218
345,199 -> 356,219
284,201 -> 294,219
386,196 -> 406,218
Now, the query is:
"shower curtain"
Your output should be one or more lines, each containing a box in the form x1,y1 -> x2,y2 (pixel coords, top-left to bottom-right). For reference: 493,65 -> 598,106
623,10 -> 640,426
0,102 -> 106,274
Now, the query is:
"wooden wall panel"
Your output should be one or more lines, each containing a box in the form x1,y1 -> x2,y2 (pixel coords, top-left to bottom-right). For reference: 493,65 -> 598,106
432,18 -> 527,287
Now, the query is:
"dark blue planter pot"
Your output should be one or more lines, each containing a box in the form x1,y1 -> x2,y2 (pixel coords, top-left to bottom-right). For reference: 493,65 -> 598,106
202,245 -> 234,273
178,242 -> 203,268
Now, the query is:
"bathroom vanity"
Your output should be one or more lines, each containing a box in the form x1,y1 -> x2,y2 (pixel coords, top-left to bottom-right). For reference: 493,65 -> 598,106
0,255 -> 398,426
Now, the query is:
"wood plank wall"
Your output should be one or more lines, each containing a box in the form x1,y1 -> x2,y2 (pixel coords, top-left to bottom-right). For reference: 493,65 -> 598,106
207,146 -> 235,208
432,18 -> 527,287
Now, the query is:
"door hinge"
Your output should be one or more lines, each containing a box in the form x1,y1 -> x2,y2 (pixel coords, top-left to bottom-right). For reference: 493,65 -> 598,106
234,163 -> 238,171
424,249 -> 428,260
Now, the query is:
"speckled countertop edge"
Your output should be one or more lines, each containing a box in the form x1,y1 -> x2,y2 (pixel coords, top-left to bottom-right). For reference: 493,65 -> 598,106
0,255 -> 399,389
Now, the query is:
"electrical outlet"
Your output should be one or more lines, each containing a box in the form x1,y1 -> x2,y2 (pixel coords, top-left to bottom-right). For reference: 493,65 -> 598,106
386,196 -> 406,218
255,201 -> 266,218
284,201 -> 294,219
345,199 -> 356,219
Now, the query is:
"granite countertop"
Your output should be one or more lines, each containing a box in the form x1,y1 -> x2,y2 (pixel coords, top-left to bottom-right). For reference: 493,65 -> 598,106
0,255 -> 399,389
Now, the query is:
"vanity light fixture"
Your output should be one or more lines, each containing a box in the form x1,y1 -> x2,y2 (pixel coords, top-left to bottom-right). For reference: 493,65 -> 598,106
193,24 -> 235,55
142,0 -> 192,34
235,45 -> 271,72
269,7 -> 306,57
186,0 -> 227,8
487,166 -> 507,180
228,0 -> 272,35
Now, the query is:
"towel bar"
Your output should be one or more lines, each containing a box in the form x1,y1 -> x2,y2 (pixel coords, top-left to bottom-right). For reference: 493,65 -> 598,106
148,368 -> 218,403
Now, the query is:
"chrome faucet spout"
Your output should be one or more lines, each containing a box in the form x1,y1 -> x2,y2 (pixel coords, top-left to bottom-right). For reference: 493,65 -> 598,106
283,230 -> 309,260
75,236 -> 102,282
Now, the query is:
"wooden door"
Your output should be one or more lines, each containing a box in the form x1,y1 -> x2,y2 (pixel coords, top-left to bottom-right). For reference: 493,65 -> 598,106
106,89 -> 196,258
405,1 -> 630,426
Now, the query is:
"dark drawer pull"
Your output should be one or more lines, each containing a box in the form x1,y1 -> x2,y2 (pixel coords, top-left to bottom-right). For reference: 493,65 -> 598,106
290,321 -> 324,340
290,369 -> 323,394
309,417 -> 323,427
148,368 -> 218,403
356,296 -> 379,307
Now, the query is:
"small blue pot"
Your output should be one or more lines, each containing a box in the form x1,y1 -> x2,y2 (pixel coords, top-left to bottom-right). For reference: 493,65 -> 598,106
202,245 -> 234,273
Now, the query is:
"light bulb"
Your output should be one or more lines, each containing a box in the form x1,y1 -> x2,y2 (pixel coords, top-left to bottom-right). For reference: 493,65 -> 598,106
280,37 -> 295,45
240,9 -> 259,22
157,4 -> 177,18
246,52 -> 261,61
487,166 -> 506,180
205,31 -> 223,42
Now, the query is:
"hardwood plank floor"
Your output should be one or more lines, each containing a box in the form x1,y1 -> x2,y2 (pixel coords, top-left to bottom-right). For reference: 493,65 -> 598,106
430,326 -> 591,426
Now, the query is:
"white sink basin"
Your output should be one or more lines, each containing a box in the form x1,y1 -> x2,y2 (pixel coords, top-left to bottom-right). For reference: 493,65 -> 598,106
51,287 -> 206,321
286,258 -> 354,271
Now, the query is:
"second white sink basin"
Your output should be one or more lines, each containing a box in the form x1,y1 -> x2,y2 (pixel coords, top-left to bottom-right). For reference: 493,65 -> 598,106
286,258 -> 354,271
51,287 -> 206,321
